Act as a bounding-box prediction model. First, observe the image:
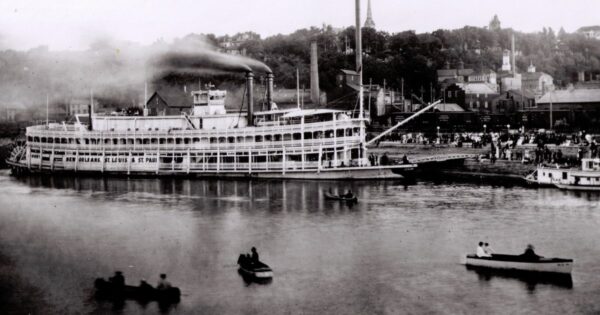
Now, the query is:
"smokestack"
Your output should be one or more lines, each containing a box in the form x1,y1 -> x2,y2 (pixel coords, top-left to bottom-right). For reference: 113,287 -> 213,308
246,72 -> 254,126
88,104 -> 93,131
310,41 -> 320,106
266,73 -> 274,110
511,34 -> 516,77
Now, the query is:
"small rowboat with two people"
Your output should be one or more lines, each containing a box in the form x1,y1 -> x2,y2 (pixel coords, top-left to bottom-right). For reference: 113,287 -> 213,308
465,254 -> 573,274
237,249 -> 273,282
324,189 -> 358,203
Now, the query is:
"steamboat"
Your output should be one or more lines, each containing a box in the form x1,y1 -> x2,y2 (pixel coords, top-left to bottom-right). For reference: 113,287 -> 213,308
7,73 -> 417,179
6,0 -> 435,180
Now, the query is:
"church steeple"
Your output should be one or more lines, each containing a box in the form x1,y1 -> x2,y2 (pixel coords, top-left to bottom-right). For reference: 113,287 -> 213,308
364,0 -> 376,29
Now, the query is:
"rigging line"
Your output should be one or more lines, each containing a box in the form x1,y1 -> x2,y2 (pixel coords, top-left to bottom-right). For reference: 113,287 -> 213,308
232,82 -> 247,129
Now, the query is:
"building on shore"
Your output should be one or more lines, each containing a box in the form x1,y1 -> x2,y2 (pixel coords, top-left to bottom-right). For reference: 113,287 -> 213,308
492,89 -> 536,114
521,63 -> 555,98
455,83 -> 499,113
577,26 -> 600,40
437,61 -> 473,86
67,99 -> 90,117
535,88 -> 600,129
146,87 -> 194,116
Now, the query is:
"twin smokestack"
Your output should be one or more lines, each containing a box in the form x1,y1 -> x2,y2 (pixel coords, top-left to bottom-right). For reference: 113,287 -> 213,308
245,71 -> 274,127
245,41 -> 320,126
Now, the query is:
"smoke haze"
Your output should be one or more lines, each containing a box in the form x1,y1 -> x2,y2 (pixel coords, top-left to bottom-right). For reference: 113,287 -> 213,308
0,34 -> 272,110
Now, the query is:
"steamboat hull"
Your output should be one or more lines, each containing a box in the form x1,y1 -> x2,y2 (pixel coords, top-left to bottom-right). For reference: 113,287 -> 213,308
7,159 -> 414,180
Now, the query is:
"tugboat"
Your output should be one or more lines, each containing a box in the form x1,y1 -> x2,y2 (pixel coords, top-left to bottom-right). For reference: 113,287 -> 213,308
527,158 -> 600,190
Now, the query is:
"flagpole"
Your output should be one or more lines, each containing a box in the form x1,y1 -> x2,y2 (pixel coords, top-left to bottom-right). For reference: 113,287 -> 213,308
46,94 -> 49,127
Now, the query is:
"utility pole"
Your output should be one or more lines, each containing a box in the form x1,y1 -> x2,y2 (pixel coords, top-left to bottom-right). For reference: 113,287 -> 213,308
549,92 -> 553,130
401,78 -> 405,111
429,82 -> 433,103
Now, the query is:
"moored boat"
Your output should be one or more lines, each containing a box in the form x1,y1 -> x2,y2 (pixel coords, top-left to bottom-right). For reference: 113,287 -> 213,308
465,254 -> 573,274
525,158 -> 600,190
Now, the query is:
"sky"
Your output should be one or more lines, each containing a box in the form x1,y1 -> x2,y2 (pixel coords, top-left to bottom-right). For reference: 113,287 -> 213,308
0,0 -> 598,51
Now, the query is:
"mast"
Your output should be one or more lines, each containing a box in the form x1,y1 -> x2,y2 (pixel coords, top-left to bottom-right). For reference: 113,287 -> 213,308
355,0 -> 365,166
355,0 -> 363,119
296,68 -> 300,109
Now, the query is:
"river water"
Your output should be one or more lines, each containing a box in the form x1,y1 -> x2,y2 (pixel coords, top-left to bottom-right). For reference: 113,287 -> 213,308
0,170 -> 599,314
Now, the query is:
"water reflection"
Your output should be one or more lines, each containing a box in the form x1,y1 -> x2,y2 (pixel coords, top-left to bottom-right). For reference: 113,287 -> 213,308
3,172 -> 599,314
14,174 -> 416,215
466,265 -> 573,292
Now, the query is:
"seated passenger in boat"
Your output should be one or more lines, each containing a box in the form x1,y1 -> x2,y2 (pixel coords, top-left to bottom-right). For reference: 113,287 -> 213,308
484,243 -> 494,256
476,242 -> 491,257
520,244 -> 541,260
109,271 -> 125,288
139,279 -> 154,293
251,247 -> 260,263
344,190 -> 355,199
157,274 -> 172,290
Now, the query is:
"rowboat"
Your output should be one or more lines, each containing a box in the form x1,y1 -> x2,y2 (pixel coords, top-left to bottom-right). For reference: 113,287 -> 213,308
94,278 -> 181,303
465,254 -> 573,274
237,254 -> 273,280
324,192 -> 358,203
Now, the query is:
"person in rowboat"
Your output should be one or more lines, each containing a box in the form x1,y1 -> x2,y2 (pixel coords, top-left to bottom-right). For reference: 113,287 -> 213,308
157,274 -> 172,290
520,244 -> 541,260
109,271 -> 125,288
476,242 -> 491,257
251,247 -> 260,263
344,190 -> 355,199
484,243 -> 494,256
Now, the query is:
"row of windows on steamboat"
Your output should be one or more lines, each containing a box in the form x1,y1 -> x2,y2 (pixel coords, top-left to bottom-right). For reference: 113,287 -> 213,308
28,128 -> 361,145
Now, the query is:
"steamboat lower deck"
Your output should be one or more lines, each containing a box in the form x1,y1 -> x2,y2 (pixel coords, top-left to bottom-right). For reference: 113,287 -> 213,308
7,159 -> 414,180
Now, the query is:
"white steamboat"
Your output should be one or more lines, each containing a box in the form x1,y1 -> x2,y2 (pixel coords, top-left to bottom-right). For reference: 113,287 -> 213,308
7,72 -> 418,179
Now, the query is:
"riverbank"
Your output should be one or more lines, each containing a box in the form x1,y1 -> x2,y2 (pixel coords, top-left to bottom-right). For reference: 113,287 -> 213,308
369,142 -> 538,181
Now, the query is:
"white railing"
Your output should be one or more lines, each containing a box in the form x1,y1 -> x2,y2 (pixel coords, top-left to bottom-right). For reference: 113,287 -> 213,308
27,136 -> 362,152
27,119 -> 362,139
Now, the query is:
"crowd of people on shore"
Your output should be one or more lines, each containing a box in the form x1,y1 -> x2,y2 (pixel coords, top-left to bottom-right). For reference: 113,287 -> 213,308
378,129 -> 600,166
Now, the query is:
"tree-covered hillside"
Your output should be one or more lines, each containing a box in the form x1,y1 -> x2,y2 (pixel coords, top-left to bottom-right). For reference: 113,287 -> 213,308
1,21 -> 599,109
